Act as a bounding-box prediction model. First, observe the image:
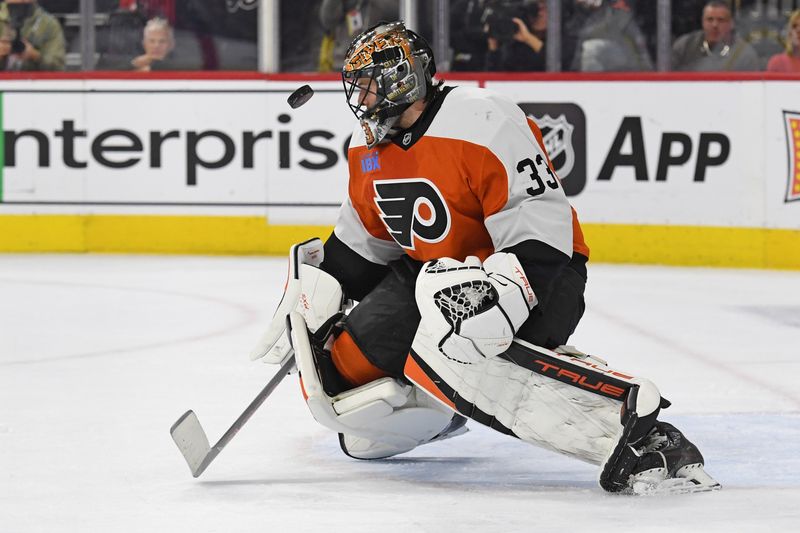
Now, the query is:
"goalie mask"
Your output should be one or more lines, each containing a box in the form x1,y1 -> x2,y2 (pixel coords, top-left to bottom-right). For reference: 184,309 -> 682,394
342,21 -> 436,148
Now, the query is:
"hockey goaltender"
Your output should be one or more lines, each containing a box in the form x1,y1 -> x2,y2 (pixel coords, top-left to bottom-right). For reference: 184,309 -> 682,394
250,21 -> 721,495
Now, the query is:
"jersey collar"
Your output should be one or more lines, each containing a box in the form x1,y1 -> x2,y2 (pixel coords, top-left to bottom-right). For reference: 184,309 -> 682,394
390,85 -> 455,151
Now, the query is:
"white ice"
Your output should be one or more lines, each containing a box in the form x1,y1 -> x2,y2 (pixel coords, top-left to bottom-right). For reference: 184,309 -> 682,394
1,255 -> 799,533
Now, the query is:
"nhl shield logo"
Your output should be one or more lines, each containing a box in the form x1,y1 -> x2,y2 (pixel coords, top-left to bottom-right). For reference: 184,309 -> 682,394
535,114 -> 576,180
517,103 -> 587,197
784,110 -> 800,203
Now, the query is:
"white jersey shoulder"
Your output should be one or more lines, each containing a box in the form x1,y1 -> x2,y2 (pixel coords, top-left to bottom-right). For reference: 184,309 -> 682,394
427,86 -> 530,146
346,87 -> 524,151
433,87 -> 573,257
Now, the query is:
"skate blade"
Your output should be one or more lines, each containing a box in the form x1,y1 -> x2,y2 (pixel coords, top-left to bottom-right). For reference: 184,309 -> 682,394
630,464 -> 722,496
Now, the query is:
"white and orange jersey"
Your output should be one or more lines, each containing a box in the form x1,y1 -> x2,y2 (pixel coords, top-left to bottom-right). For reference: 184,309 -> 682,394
334,85 -> 588,265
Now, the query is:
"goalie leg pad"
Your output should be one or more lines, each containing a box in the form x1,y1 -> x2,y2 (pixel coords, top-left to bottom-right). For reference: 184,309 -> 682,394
409,322 -> 663,466
339,399 -> 469,460
289,312 -> 467,459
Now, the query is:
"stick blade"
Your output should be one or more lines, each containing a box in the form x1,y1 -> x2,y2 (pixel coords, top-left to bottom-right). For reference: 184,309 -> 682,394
170,410 -> 212,477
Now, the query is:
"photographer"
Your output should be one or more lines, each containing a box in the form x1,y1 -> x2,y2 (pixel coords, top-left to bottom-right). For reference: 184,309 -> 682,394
0,0 -> 65,71
484,0 -> 547,71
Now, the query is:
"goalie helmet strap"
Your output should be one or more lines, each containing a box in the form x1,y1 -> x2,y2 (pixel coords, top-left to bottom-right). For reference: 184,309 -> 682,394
331,330 -> 391,387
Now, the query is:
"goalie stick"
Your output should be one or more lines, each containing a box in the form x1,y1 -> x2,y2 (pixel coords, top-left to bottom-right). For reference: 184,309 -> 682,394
170,354 -> 296,478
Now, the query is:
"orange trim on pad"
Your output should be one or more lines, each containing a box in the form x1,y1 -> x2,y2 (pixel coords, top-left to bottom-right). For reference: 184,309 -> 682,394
298,375 -> 309,401
403,355 -> 457,410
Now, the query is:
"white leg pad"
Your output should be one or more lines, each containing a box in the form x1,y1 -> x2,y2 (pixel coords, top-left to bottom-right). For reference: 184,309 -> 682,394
410,330 -> 661,465
290,312 -> 465,459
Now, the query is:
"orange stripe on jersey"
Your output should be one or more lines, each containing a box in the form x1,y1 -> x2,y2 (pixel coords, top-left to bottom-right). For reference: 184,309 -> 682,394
403,355 -> 457,410
528,118 -> 556,169
331,330 -> 390,387
528,117 -> 590,259
571,207 -> 590,258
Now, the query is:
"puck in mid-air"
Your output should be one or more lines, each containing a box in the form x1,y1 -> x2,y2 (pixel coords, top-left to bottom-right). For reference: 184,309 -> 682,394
288,85 -> 314,109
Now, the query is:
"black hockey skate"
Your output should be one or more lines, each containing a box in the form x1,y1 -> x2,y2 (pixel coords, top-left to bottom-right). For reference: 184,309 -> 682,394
626,421 -> 721,495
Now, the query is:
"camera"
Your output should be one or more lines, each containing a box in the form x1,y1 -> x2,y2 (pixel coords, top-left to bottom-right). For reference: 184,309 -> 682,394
11,31 -> 26,55
483,0 -> 540,41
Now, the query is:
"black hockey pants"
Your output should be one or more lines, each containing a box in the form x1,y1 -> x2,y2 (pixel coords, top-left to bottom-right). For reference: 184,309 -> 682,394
341,254 -> 588,380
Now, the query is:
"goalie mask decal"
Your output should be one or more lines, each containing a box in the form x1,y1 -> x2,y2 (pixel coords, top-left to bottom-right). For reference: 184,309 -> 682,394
373,178 -> 451,250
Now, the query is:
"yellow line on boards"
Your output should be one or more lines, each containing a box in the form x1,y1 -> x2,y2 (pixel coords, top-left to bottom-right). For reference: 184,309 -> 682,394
0,215 -> 798,270
583,224 -> 800,270
0,215 -> 331,256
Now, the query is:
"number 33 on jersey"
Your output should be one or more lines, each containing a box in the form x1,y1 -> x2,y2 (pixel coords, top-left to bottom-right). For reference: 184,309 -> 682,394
335,86 -> 586,265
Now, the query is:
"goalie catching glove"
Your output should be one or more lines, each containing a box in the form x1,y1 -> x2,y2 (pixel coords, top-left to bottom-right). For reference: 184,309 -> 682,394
415,253 -> 537,363
249,238 -> 346,366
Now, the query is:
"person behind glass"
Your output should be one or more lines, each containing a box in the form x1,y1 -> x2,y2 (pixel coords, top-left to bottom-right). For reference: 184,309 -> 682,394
0,0 -> 65,70
767,9 -> 800,73
484,0 -> 547,71
672,0 -> 759,71
569,0 -> 653,72
0,20 -> 13,70
318,0 -> 398,72
131,17 -> 174,71
450,0 -> 490,71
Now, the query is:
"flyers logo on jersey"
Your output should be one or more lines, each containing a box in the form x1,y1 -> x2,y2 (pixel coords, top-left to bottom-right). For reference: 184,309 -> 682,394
373,178 -> 451,249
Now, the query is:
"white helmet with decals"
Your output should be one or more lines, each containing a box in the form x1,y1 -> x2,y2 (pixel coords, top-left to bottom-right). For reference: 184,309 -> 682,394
342,21 -> 436,148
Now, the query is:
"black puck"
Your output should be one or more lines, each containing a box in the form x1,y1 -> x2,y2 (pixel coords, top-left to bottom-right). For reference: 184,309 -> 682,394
287,85 -> 314,109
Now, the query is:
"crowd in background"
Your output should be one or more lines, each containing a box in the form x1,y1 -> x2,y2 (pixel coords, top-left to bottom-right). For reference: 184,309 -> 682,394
1,0 -> 799,72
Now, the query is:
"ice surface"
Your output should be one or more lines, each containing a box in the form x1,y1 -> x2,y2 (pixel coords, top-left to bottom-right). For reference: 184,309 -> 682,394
1,255 -> 798,532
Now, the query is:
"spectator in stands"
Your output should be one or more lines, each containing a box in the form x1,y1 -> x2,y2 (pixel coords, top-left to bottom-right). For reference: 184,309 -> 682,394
484,0 -> 547,71
0,20 -> 13,70
569,0 -> 653,72
0,0 -> 65,70
96,7 -> 147,70
450,0 -> 490,71
672,0 -> 760,71
318,0 -> 397,72
767,9 -> 800,72
734,0 -> 785,69
131,16 -> 175,71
